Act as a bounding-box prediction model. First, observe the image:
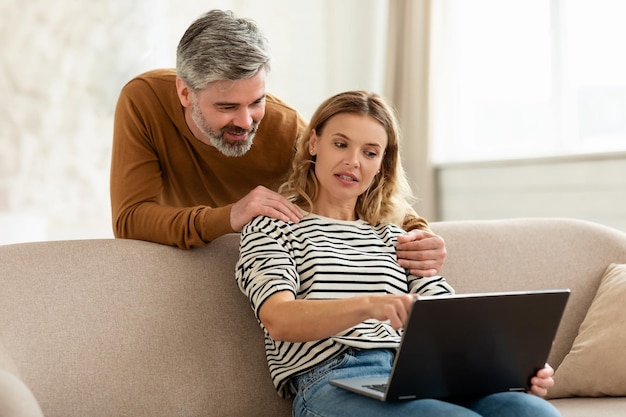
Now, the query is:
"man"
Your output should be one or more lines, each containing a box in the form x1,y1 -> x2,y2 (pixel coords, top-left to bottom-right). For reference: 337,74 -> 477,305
110,9 -> 446,276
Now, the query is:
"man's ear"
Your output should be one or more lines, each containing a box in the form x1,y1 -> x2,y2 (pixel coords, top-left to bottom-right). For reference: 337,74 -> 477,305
175,77 -> 192,108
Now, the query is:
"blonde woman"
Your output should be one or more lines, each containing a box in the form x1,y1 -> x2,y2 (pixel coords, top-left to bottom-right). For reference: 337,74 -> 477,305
235,91 -> 559,417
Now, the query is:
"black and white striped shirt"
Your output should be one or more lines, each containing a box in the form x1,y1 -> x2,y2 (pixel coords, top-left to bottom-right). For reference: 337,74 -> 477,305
235,213 -> 454,397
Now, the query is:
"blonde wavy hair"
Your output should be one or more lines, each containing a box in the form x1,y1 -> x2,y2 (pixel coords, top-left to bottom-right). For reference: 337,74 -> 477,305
279,90 -> 415,226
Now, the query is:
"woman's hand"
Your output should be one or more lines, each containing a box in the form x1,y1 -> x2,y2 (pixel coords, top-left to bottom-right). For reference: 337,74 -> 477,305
528,363 -> 555,397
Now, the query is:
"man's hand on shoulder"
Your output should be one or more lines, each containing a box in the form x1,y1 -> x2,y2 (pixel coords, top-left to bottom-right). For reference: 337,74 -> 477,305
395,229 -> 447,277
230,186 -> 303,231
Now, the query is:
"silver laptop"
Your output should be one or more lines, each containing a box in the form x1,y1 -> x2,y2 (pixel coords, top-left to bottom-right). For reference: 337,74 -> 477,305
330,289 -> 570,401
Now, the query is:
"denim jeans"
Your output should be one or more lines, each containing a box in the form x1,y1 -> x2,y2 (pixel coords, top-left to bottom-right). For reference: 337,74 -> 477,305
291,348 -> 562,417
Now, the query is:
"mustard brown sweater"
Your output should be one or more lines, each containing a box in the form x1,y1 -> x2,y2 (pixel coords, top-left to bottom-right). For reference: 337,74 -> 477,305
110,69 -> 306,248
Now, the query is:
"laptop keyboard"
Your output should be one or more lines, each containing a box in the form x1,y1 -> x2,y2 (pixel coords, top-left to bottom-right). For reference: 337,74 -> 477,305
365,384 -> 387,393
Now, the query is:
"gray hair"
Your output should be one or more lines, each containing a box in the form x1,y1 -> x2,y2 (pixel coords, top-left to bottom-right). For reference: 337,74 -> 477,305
176,9 -> 271,91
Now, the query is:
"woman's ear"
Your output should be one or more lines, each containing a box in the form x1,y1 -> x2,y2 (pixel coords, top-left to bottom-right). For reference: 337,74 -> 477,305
309,129 -> 318,155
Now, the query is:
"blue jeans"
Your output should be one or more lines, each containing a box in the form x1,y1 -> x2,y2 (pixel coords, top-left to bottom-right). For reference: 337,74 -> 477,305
291,348 -> 562,417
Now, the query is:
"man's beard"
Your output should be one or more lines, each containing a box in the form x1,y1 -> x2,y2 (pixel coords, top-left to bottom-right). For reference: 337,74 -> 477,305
190,101 -> 258,157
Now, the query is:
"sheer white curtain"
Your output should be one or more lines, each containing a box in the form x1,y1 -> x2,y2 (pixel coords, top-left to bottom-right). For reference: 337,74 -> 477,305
384,0 -> 437,220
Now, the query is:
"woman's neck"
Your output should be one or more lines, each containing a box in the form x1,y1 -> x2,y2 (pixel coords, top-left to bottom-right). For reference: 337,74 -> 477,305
311,202 -> 357,221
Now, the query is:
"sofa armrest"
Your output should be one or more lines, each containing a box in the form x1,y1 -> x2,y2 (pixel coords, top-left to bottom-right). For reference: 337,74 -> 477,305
0,340 -> 20,377
0,340 -> 43,417
0,368 -> 44,417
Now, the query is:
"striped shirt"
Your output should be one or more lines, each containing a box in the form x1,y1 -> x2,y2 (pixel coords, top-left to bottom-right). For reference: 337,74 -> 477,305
235,213 -> 454,397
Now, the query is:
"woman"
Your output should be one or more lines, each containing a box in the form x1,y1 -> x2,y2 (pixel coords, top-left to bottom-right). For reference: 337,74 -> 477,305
235,91 -> 561,417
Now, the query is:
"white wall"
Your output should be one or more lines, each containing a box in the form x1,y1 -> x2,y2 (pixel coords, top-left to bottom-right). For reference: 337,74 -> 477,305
0,0 -> 389,244
437,153 -> 626,232
6,0 -> 622,244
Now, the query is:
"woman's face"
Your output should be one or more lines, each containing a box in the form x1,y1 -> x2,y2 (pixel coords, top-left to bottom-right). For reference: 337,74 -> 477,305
309,113 -> 387,219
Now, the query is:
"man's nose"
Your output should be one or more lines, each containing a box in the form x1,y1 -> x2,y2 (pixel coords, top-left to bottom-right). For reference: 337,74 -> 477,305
233,107 -> 253,129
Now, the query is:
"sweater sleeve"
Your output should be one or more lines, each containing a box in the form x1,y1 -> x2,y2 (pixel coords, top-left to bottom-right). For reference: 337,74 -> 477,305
408,275 -> 455,296
235,218 -> 299,319
110,77 -> 235,248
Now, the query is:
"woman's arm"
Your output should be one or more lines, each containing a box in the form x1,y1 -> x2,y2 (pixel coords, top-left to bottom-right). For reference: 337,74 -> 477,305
258,291 -> 416,343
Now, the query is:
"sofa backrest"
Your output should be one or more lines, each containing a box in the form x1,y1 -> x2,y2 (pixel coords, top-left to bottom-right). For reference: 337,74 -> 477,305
0,236 -> 291,417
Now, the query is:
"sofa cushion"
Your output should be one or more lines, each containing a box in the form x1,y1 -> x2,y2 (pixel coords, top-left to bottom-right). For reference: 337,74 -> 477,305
547,263 -> 626,398
548,397 -> 626,416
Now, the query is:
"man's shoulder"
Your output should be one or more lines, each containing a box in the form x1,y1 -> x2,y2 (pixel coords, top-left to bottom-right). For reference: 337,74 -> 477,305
265,93 -> 297,112
131,68 -> 176,82
122,69 -> 176,95
262,93 -> 306,132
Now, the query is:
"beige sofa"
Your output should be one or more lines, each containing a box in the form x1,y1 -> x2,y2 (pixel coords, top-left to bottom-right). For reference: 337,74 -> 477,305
1,218 -> 626,417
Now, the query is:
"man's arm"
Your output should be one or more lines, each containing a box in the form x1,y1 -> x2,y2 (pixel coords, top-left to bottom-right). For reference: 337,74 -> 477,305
109,78 -> 227,248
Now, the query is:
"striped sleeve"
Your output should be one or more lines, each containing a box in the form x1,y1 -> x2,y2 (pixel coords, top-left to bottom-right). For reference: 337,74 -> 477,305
235,216 -> 298,320
408,275 -> 455,296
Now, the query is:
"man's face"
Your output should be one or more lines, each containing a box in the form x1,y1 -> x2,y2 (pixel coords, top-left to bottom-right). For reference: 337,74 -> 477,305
182,68 -> 267,157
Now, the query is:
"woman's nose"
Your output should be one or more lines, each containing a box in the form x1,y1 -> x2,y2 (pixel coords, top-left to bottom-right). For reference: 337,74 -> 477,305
344,152 -> 360,167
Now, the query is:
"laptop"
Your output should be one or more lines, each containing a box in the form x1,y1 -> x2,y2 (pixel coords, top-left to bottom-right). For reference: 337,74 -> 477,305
330,289 -> 570,401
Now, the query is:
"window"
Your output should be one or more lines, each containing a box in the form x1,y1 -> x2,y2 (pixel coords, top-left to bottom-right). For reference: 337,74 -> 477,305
430,0 -> 626,163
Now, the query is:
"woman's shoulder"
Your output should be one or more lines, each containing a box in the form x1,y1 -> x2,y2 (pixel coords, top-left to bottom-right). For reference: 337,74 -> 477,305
244,215 -> 302,238
372,222 -> 406,238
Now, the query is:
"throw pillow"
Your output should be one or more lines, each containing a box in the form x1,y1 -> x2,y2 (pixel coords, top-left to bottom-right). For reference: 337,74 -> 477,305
547,263 -> 626,398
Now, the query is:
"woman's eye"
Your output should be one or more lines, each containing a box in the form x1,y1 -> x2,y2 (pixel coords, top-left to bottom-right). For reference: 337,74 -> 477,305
365,151 -> 378,158
334,142 -> 347,148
